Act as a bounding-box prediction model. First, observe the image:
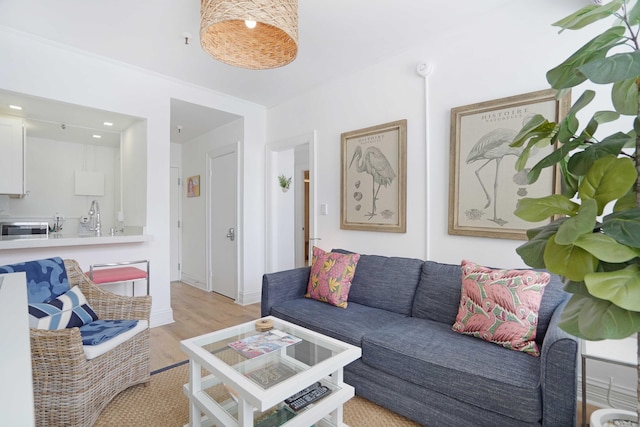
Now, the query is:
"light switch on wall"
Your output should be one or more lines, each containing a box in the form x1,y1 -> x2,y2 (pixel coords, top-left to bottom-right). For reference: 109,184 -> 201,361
320,203 -> 328,215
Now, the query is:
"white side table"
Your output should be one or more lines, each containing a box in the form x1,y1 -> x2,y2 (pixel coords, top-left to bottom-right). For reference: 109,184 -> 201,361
581,337 -> 636,427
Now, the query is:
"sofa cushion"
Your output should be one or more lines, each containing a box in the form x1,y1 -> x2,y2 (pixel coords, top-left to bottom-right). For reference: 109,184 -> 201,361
28,285 -> 98,330
361,317 -> 542,423
305,246 -> 360,308
413,260 -> 569,345
0,257 -> 70,303
412,260 -> 462,324
332,249 -> 423,316
82,319 -> 148,360
270,298 -> 406,347
452,260 -> 550,356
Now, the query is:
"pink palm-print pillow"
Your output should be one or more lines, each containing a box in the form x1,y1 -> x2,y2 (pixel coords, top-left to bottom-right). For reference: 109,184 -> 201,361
452,260 -> 550,356
305,247 -> 360,308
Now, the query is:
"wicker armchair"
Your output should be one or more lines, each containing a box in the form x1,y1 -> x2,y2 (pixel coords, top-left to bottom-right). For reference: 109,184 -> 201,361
30,259 -> 151,427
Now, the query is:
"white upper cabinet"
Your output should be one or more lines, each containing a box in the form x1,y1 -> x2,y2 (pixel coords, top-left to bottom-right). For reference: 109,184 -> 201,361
0,116 -> 25,195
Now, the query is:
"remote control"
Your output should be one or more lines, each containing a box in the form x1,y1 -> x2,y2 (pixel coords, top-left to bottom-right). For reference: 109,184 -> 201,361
285,382 -> 321,404
287,385 -> 330,411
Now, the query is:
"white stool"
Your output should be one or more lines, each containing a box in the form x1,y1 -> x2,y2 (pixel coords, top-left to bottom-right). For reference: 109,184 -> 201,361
87,260 -> 150,296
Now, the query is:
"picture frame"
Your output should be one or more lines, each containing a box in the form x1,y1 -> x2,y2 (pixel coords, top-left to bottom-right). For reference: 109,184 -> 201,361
186,175 -> 200,197
341,119 -> 407,233
449,89 -> 570,240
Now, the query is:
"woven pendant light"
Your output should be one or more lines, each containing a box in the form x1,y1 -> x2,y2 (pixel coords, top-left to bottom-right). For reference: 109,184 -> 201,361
200,0 -> 298,70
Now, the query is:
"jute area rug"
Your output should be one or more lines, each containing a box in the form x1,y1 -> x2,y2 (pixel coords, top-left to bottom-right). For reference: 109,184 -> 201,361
95,361 -> 421,427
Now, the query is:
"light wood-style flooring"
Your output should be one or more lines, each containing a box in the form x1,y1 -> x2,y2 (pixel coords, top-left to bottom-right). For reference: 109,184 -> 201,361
150,281 -> 598,424
150,281 -> 261,371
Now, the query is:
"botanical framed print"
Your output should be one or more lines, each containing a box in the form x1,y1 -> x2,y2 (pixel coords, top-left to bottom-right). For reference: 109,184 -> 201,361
341,119 -> 407,233
449,89 -> 570,239
186,175 -> 200,197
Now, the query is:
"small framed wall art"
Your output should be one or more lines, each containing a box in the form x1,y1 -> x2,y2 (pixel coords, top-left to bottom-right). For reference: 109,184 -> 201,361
448,89 -> 570,240
340,119 -> 407,233
186,175 -> 200,197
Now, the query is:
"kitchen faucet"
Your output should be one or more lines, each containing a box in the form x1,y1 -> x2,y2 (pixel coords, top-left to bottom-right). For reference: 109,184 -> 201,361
88,200 -> 101,236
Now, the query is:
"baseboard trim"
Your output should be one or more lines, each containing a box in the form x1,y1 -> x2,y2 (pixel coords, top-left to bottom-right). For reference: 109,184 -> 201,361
180,273 -> 206,291
582,376 -> 636,412
237,289 -> 261,305
150,307 -> 174,328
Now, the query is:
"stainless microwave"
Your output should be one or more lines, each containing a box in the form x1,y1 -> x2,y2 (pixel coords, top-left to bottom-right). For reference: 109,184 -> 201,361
0,222 -> 49,239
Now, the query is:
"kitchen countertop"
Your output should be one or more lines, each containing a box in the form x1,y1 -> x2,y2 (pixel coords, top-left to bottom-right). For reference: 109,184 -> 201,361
0,233 -> 153,250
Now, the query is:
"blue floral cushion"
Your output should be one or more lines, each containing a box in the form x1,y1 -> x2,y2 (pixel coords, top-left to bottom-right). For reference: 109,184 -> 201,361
0,257 -> 70,303
79,320 -> 138,346
28,286 -> 98,330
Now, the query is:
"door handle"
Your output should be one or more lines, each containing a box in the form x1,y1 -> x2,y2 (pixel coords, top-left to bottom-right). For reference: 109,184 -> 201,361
226,227 -> 235,241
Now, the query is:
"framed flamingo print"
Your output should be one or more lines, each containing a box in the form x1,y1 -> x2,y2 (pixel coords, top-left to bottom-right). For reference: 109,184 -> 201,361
448,89 -> 570,240
341,119 -> 407,233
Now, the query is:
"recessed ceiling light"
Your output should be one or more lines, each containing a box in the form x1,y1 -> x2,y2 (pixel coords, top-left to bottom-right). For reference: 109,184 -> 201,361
92,134 -> 102,139
103,121 -> 113,126
9,104 -> 22,110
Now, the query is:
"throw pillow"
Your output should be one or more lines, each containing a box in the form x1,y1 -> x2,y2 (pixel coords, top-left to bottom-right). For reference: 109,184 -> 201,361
452,260 -> 550,356
28,285 -> 98,330
305,246 -> 360,308
0,257 -> 70,303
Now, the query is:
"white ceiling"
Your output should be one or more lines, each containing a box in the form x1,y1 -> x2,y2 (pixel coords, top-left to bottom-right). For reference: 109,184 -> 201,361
0,0 -> 587,142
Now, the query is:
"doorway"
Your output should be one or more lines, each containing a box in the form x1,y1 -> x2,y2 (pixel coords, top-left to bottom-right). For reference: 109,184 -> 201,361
169,166 -> 181,281
266,132 -> 317,272
207,144 -> 238,299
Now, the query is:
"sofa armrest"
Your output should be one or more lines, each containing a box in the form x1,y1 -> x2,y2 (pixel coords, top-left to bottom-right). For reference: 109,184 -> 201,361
261,266 -> 311,316
540,299 -> 579,427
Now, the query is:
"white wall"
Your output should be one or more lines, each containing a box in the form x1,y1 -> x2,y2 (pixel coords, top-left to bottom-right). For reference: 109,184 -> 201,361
0,26 -> 267,326
1,135 -> 118,233
267,0 -> 634,411
121,120 -> 147,228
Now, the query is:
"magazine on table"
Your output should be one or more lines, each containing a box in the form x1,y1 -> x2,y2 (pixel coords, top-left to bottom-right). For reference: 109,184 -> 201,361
245,362 -> 297,388
228,329 -> 302,359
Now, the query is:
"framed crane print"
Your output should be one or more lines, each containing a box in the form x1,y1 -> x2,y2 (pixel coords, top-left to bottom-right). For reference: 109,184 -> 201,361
449,89 -> 570,240
341,119 -> 407,233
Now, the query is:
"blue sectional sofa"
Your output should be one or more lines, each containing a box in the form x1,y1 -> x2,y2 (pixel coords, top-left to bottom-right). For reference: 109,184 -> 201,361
261,251 -> 578,427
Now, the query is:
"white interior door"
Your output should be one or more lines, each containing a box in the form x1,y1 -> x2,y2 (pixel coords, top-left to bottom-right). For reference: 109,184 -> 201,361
170,167 -> 181,281
208,147 -> 238,299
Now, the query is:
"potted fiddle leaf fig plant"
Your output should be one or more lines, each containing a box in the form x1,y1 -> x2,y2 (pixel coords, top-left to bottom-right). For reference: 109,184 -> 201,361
510,0 -> 640,424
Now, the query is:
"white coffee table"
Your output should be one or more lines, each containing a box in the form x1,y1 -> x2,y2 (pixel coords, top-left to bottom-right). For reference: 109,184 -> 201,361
180,316 -> 362,427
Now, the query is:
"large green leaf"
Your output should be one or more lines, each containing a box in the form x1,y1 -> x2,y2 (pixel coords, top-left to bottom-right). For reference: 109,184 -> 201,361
578,110 -> 619,141
578,156 -> 637,214
546,27 -> 625,89
602,208 -> 640,248
544,234 -> 599,280
515,195 -> 578,222
567,132 -> 633,175
516,219 -> 567,268
612,78 -> 639,115
629,0 -> 640,25
573,233 -> 640,262
579,51 -> 640,84
584,265 -> 640,312
526,139 -> 582,184
613,189 -> 637,212
559,293 -> 640,339
555,198 -> 597,245
564,279 -> 590,297
566,89 -> 596,117
553,0 -> 624,31
557,114 -> 580,144
510,114 -> 549,148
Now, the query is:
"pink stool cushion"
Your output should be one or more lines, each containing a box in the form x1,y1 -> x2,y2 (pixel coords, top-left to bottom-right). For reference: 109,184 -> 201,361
88,267 -> 148,284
